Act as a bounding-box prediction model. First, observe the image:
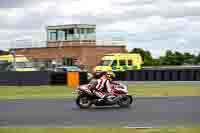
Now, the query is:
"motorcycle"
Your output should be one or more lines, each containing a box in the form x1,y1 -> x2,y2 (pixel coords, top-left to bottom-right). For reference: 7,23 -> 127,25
74,82 -> 133,108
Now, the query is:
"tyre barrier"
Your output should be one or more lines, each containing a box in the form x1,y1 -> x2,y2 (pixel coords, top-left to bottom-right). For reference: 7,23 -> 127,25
0,68 -> 199,86
114,69 -> 200,81
0,71 -> 88,86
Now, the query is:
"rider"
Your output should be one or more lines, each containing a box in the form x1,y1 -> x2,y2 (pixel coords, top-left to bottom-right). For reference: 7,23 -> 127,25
89,71 -> 122,103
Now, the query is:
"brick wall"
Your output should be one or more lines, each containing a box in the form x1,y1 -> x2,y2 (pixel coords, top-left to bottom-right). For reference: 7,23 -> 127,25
48,40 -> 96,47
15,44 -> 127,72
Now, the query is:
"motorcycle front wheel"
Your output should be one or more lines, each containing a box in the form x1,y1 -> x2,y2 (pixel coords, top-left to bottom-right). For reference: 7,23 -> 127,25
117,95 -> 133,108
76,95 -> 92,109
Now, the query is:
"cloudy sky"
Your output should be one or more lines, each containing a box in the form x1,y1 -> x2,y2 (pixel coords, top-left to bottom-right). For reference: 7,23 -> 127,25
0,0 -> 200,57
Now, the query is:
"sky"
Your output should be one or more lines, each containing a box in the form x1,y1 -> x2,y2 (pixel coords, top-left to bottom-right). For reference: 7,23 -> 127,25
0,0 -> 200,57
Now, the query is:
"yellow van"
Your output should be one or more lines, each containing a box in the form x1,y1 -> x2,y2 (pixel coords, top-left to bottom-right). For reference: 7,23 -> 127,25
94,53 -> 143,72
0,54 -> 37,71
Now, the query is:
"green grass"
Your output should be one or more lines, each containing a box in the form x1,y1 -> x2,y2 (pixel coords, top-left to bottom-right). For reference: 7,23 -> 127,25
0,128 -> 200,133
0,83 -> 199,100
127,83 -> 200,96
0,86 -> 74,100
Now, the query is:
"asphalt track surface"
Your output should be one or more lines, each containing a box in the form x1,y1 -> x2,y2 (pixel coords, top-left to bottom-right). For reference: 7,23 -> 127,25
0,96 -> 200,128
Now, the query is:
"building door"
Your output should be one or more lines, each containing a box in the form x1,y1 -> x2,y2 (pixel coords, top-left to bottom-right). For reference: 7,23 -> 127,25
63,57 -> 73,66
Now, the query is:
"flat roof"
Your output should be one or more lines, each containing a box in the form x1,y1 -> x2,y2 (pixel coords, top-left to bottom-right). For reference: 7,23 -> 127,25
11,44 -> 126,50
47,24 -> 96,30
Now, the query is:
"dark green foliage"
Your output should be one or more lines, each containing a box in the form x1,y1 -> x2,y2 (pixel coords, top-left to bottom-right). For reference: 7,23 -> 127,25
130,48 -> 154,66
129,48 -> 200,66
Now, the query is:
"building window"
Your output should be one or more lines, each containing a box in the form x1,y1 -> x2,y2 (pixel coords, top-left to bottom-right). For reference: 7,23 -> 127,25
87,28 -> 91,34
79,28 -> 85,40
68,28 -> 74,34
88,28 -> 94,33
48,30 -> 57,41
77,29 -> 80,34
67,28 -> 74,40
57,30 -> 65,41
65,30 -> 68,40
80,28 -> 85,34
74,28 -> 80,39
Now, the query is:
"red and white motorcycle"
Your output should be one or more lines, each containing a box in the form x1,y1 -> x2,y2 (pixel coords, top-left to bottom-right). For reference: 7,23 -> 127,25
75,82 -> 133,108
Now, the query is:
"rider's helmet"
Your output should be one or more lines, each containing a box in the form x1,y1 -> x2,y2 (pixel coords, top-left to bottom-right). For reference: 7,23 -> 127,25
93,71 -> 107,79
106,71 -> 116,81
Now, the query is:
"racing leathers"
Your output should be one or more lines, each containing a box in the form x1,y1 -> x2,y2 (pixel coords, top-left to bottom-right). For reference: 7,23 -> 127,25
90,77 -> 111,99
88,77 -> 122,103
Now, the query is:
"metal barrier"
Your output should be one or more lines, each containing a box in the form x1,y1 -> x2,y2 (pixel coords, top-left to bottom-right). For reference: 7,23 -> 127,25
0,69 -> 199,86
0,71 -> 88,86
114,69 -> 200,81
0,71 -> 50,85
50,72 -> 66,85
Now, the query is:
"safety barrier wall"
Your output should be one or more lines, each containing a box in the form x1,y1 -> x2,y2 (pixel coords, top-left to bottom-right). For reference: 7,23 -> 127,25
0,71 -> 51,85
50,72 -> 66,85
114,69 -> 200,81
0,71 -> 88,86
0,69 -> 199,86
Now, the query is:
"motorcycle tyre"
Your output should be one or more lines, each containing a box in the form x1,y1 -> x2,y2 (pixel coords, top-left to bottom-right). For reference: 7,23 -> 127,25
117,95 -> 133,108
76,95 -> 92,109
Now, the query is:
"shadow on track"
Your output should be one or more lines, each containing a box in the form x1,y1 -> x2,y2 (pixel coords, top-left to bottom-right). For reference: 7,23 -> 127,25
72,105 -> 134,112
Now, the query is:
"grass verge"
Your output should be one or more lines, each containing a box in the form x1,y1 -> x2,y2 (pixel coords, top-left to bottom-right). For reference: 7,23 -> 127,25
0,83 -> 199,100
127,83 -> 200,96
0,128 -> 200,133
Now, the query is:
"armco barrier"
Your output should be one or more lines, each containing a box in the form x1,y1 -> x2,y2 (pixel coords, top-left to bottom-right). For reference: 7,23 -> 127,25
0,71 -> 19,85
0,69 -> 199,86
0,71 -> 50,85
50,72 -> 66,85
48,71 -> 88,86
0,71 -> 88,86
114,68 -> 200,81
49,71 -> 88,86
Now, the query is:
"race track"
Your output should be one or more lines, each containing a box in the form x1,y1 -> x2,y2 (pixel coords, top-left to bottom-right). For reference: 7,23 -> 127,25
0,96 -> 200,128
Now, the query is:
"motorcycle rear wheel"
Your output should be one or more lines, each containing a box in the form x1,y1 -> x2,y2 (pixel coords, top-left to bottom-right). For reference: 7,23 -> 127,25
117,95 -> 133,107
76,95 -> 92,109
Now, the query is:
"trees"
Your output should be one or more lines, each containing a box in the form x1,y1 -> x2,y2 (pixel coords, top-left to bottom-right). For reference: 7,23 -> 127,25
129,48 -> 200,66
130,48 -> 154,66
159,50 -> 174,65
183,52 -> 195,65
174,51 -> 184,65
194,53 -> 200,65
